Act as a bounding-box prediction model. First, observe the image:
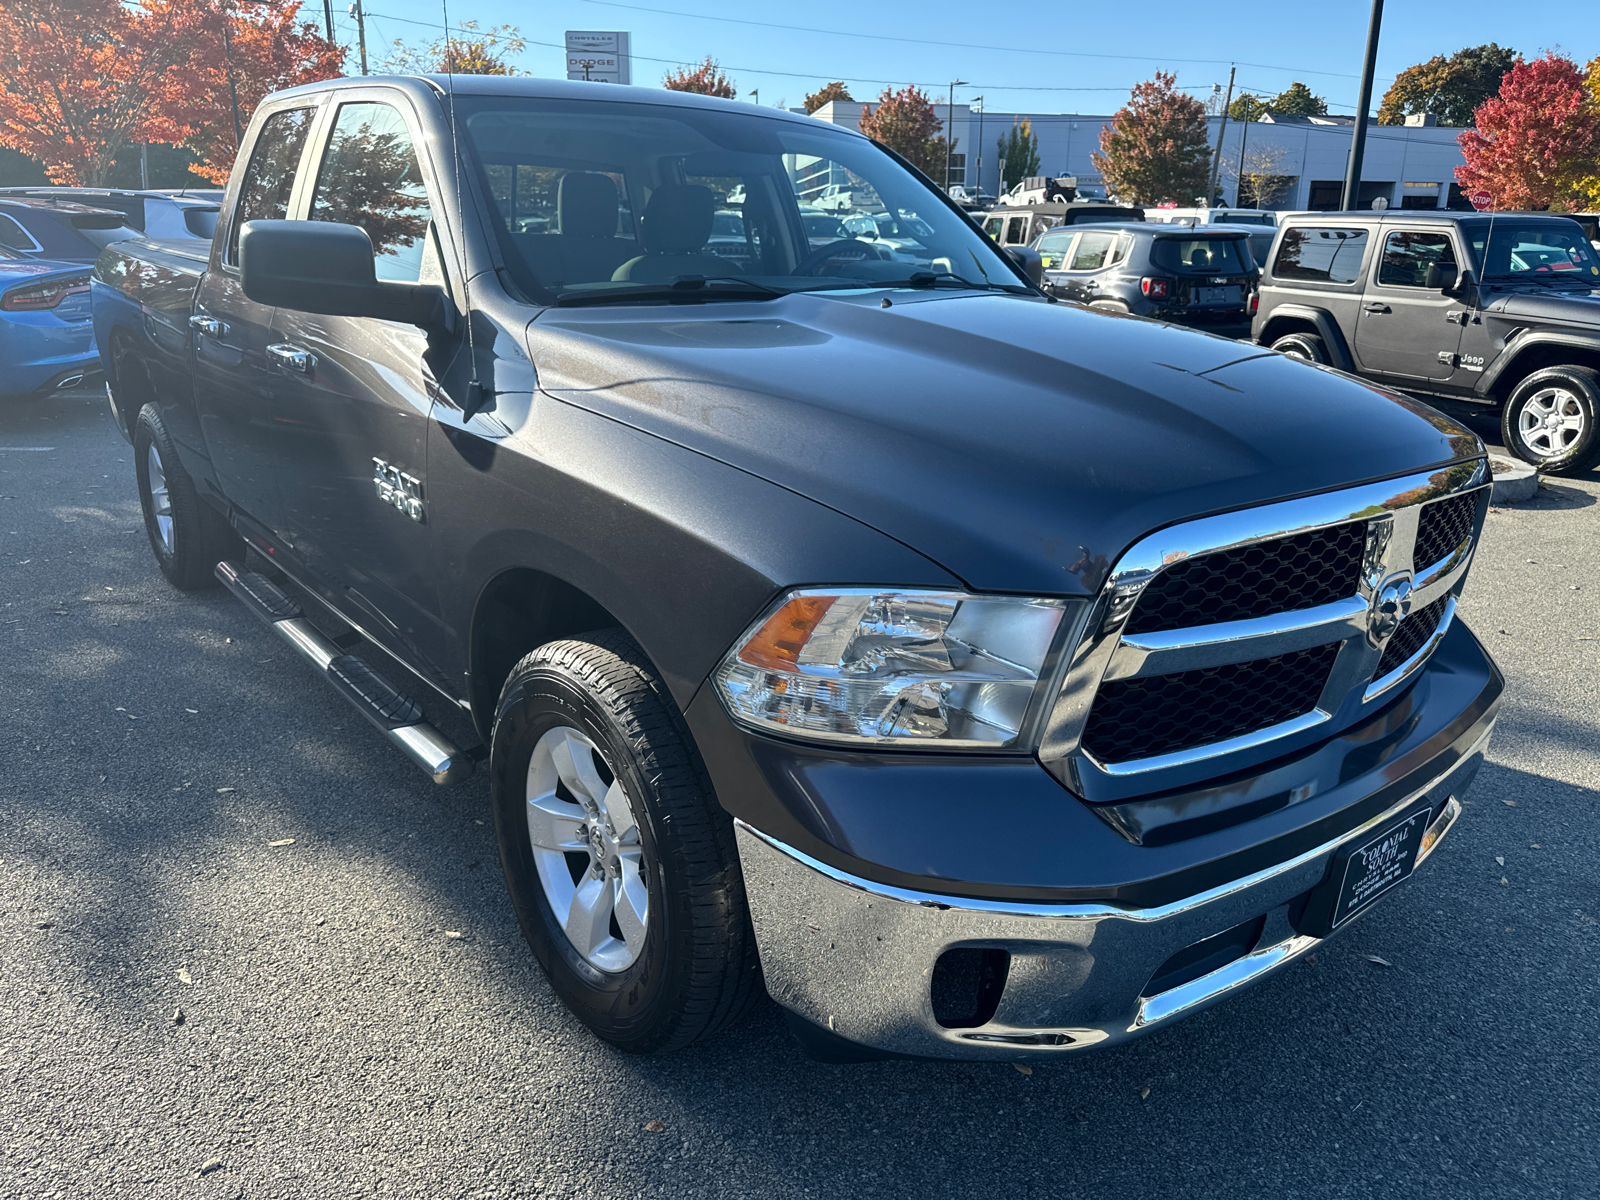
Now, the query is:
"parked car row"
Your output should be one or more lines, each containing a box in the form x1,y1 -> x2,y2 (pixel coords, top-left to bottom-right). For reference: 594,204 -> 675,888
0,188 -> 219,397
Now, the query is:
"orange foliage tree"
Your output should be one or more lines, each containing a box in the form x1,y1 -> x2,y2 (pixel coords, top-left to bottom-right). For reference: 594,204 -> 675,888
1455,52 -> 1599,210
0,0 -> 204,186
663,58 -> 737,98
0,0 -> 342,188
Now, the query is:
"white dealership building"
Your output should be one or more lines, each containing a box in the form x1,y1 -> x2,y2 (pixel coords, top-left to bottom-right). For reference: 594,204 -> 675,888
812,101 -> 1473,211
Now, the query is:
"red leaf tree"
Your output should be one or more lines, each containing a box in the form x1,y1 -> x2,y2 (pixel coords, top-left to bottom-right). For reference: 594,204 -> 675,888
857,86 -> 948,178
0,0 -> 203,186
1455,52 -> 1599,210
663,58 -> 736,98
1092,72 -> 1212,205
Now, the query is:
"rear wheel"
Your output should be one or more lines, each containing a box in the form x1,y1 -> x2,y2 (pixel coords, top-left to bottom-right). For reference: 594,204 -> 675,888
1500,365 -> 1600,475
1270,331 -> 1329,364
134,404 -> 240,590
490,630 -> 760,1053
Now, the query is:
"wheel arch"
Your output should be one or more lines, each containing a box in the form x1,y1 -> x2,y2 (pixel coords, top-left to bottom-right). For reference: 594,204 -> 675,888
1257,304 -> 1355,370
1482,337 -> 1600,402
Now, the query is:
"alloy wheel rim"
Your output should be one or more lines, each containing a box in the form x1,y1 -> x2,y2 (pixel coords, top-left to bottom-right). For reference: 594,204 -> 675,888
1518,387 -> 1585,457
146,443 -> 175,554
524,725 -> 648,973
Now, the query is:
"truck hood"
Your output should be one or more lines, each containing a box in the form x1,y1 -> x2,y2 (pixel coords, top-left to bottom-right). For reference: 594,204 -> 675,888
1488,283 -> 1600,322
527,291 -> 1479,595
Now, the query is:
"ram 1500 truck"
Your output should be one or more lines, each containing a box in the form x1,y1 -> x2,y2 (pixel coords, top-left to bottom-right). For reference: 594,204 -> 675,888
93,76 -> 1502,1061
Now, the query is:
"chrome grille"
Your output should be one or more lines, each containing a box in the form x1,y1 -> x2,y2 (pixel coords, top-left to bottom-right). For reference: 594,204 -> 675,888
1082,642 -> 1340,763
1125,521 -> 1365,634
1040,463 -> 1490,793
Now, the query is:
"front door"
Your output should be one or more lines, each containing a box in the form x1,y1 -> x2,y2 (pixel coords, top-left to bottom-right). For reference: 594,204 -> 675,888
266,95 -> 452,679
1352,227 -> 1465,382
193,104 -> 321,535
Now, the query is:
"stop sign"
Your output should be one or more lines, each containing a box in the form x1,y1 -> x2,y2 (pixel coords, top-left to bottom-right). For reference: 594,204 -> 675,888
1470,191 -> 1493,210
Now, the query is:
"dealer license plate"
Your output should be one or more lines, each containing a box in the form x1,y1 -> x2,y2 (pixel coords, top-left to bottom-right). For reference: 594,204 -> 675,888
1196,286 -> 1233,306
1331,806 -> 1433,927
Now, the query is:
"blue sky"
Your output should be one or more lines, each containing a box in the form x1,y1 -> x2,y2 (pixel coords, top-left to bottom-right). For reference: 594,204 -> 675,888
346,0 -> 1595,116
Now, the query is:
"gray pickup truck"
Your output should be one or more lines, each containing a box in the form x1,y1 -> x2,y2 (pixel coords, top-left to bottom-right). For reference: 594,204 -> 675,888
1254,209 -> 1600,474
93,75 -> 1501,1062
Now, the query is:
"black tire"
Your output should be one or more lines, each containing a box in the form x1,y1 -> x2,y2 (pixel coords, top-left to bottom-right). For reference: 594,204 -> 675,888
490,630 -> 761,1053
133,404 -> 240,590
1270,331 -> 1330,364
1499,365 -> 1600,476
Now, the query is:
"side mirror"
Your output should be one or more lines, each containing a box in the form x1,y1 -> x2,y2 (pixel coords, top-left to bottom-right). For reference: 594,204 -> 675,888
1424,260 -> 1458,293
1006,244 -> 1044,287
239,219 -> 453,330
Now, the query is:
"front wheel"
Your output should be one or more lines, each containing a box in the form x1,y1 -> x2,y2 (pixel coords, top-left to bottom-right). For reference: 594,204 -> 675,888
134,404 -> 240,590
489,631 -> 760,1053
1500,366 -> 1600,475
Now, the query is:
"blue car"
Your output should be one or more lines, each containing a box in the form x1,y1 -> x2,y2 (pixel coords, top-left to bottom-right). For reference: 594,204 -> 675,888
0,244 -> 97,396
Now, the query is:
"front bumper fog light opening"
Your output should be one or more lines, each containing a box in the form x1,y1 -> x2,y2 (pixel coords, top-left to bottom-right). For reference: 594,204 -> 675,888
930,947 -> 1010,1029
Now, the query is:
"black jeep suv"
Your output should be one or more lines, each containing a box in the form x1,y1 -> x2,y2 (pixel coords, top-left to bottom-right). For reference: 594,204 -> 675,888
1254,210 -> 1600,474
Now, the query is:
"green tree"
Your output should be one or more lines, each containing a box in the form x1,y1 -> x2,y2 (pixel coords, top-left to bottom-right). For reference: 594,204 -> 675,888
1092,72 -> 1212,205
662,57 -> 736,98
1268,82 -> 1327,116
857,85 -> 948,177
379,20 -> 525,75
804,82 -> 853,114
1228,93 -> 1270,122
1379,44 -> 1520,126
996,118 -> 1040,190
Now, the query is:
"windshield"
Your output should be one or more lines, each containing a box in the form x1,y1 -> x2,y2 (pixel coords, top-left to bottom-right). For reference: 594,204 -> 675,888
1469,220 -> 1600,280
1150,236 -> 1249,274
458,95 -> 1024,301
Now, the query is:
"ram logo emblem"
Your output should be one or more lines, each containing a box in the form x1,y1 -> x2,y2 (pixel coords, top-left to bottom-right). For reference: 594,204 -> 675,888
372,457 -> 424,523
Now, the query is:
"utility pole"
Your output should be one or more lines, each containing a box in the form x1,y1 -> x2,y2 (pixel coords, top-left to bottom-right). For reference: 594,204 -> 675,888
1207,65 -> 1235,205
1341,0 -> 1383,211
971,97 -> 984,194
348,0 -> 369,75
140,143 -> 149,189
946,80 -> 967,191
322,0 -> 334,39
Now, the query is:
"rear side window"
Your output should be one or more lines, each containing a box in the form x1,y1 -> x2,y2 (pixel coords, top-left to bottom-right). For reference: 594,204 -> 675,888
1069,231 -> 1118,270
1151,236 -> 1248,274
1005,216 -> 1029,245
0,212 -> 39,250
227,107 -> 316,266
1272,226 -> 1368,284
1376,230 -> 1456,288
309,102 -> 435,283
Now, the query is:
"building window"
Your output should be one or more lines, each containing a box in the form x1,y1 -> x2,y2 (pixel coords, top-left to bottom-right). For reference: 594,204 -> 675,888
946,154 -> 966,187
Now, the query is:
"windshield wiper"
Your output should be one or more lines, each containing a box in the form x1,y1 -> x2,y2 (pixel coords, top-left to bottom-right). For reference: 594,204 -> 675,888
879,270 -> 1017,292
1483,271 -> 1595,288
553,275 -> 786,306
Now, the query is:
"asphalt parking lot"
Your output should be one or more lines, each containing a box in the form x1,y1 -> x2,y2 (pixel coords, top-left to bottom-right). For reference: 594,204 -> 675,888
3,388 -> 1597,1200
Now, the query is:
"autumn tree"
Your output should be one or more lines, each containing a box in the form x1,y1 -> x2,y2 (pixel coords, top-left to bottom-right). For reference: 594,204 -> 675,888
0,0 -> 204,186
996,119 -> 1040,190
183,1 -> 345,184
1093,72 -> 1212,205
1266,82 -> 1327,116
857,86 -> 948,178
1455,52 -> 1599,210
1379,44 -> 1519,126
804,82 -> 853,114
1228,93 -> 1269,122
379,21 -> 525,76
663,58 -> 736,98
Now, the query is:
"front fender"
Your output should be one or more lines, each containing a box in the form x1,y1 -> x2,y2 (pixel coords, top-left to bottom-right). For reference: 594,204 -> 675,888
1480,332 -> 1600,397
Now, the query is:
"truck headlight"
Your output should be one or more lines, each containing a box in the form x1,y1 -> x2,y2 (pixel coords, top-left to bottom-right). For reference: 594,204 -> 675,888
713,589 -> 1068,749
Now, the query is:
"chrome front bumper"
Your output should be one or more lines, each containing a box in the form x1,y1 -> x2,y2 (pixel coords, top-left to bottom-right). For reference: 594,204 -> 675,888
738,735 -> 1485,1060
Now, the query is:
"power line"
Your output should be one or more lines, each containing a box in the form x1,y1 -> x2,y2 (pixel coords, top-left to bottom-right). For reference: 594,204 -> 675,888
574,0 -> 1379,81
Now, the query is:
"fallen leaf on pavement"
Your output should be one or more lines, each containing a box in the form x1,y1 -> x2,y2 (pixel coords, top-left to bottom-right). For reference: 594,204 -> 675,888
172,1008 -> 184,1025
1013,1063 -> 1032,1076
1500,877 -> 1509,886
177,969 -> 192,984
1495,856 -> 1505,866
445,931 -> 463,940
1503,800 -> 1518,807
198,1158 -> 223,1176
1365,955 -> 1392,967
217,787 -> 235,793
1140,1086 -> 1151,1099
267,838 -> 295,847
185,708 -> 199,714
644,1119 -> 667,1133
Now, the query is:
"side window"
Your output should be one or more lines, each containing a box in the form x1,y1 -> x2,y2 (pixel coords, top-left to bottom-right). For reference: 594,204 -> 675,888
226,107 -> 315,266
1037,232 -> 1075,268
1376,230 -> 1456,288
1070,231 -> 1117,271
0,213 -> 40,250
983,216 -> 1003,239
1272,226 -> 1368,284
309,102 -> 434,283
1005,216 -> 1029,245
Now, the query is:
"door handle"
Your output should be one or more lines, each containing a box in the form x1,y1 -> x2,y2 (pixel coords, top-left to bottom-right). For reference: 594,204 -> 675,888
1362,302 -> 1391,314
188,315 -> 227,337
267,343 -> 315,374
1446,310 -> 1469,325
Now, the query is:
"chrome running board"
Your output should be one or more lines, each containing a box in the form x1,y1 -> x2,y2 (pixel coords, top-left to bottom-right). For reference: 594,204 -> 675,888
215,560 -> 474,785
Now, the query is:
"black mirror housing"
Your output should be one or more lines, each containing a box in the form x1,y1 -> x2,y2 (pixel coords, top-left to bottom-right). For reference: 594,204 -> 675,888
1006,244 -> 1045,287
239,219 -> 453,330
1424,260 -> 1458,293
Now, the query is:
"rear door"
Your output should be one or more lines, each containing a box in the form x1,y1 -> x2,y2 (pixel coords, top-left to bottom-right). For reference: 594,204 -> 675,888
1352,225 -> 1465,382
267,92 -> 452,676
1054,229 -> 1120,303
192,103 -> 321,536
